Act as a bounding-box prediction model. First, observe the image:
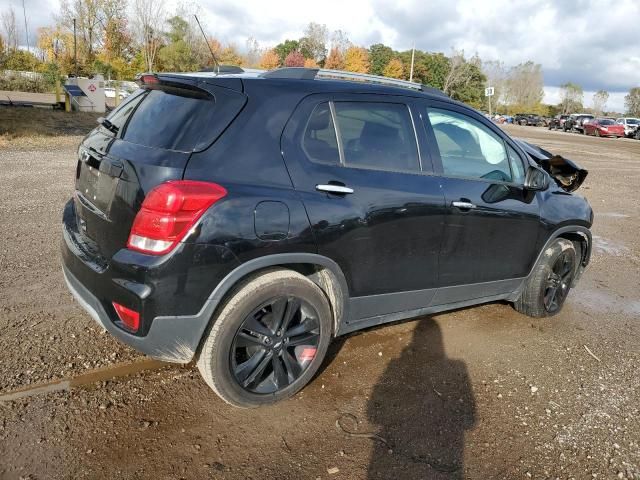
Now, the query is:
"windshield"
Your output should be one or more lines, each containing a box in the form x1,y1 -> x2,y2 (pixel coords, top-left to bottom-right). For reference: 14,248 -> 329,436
627,119 -> 640,125
599,119 -> 615,125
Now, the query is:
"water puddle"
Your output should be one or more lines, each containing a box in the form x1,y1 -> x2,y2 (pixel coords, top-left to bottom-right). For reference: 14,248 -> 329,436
570,288 -> 640,317
592,235 -> 631,257
0,358 -> 169,402
596,212 -> 630,219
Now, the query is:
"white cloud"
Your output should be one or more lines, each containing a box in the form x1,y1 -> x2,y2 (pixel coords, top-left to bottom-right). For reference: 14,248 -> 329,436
9,0 -> 639,110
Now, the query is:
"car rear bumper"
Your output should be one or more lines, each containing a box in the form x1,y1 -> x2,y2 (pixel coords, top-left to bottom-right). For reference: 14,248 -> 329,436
62,265 -> 208,363
61,198 -> 240,363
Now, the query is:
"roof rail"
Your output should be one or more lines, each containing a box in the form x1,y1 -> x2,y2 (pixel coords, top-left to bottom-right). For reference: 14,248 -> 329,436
199,65 -> 245,74
260,67 -> 447,96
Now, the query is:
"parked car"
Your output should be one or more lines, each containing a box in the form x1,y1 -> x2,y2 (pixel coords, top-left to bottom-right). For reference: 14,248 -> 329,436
616,117 -> 640,137
564,114 -> 595,133
548,114 -> 570,130
61,67 -> 593,407
583,118 -> 625,137
103,87 -> 128,100
514,113 -> 544,126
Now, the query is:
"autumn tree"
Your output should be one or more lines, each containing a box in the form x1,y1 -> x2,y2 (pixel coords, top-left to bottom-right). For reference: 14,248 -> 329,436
368,43 -> 394,76
284,50 -> 304,67
330,29 -> 350,54
324,47 -> 344,70
481,60 -> 507,113
259,48 -> 280,69
383,58 -> 404,79
244,37 -> 260,68
592,90 -> 609,115
343,46 -> 369,73
1,7 -> 18,51
298,22 -> 328,64
132,0 -> 166,71
559,82 -> 583,114
274,39 -> 299,64
304,58 -> 318,68
625,87 -> 640,116
59,0 -> 104,62
503,61 -> 543,110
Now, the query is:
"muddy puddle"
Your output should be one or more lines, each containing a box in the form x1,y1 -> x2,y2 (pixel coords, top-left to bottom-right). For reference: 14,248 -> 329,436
0,358 -> 170,402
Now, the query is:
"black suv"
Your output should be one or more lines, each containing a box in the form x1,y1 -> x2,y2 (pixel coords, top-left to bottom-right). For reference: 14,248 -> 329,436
564,114 -> 595,133
514,113 -> 543,126
548,114 -> 570,130
62,67 -> 593,407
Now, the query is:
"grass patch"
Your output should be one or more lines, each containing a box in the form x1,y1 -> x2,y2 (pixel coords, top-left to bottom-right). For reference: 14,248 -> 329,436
0,106 -> 100,140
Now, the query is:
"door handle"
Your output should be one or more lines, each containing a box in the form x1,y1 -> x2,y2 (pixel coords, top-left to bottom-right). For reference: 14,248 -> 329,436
452,201 -> 477,210
316,184 -> 354,195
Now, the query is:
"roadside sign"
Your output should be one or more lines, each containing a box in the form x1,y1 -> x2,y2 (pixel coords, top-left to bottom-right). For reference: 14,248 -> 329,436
485,87 -> 494,97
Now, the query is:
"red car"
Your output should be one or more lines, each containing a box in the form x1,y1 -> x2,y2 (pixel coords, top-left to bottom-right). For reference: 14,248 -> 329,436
583,118 -> 625,137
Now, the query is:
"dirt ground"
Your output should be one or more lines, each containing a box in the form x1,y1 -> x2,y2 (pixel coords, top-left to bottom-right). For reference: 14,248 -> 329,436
0,112 -> 639,479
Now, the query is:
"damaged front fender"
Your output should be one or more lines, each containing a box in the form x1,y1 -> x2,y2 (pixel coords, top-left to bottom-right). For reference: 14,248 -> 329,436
514,139 -> 588,192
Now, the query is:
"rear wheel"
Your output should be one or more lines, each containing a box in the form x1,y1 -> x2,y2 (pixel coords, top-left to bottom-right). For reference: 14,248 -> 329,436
197,269 -> 332,407
513,238 -> 577,318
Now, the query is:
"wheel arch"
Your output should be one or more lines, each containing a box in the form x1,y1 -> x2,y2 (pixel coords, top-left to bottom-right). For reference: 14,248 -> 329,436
195,254 -> 350,348
531,226 -> 591,285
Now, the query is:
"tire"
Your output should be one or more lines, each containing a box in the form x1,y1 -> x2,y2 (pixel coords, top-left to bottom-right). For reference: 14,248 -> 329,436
197,268 -> 333,408
513,238 -> 577,318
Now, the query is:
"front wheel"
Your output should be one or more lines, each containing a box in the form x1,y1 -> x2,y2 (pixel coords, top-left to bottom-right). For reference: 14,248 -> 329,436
513,238 -> 577,318
197,269 -> 333,407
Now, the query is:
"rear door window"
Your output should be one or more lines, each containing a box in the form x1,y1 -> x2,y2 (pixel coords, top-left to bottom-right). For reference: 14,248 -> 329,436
333,102 -> 420,173
121,88 -> 216,152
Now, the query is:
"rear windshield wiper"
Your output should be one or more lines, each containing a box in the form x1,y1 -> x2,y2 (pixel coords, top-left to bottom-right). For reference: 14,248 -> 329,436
97,117 -> 119,134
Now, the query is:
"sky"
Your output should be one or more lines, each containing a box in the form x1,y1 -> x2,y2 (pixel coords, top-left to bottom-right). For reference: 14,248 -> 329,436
3,0 -> 639,111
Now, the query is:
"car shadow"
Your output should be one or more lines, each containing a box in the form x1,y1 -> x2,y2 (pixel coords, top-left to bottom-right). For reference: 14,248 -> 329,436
366,318 -> 476,479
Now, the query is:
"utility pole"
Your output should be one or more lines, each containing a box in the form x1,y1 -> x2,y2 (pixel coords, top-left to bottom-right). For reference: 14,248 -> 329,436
22,0 -> 29,52
409,43 -> 415,82
73,18 -> 78,77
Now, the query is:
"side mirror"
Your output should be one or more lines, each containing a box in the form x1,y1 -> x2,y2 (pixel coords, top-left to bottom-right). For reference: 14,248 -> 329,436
524,166 -> 549,191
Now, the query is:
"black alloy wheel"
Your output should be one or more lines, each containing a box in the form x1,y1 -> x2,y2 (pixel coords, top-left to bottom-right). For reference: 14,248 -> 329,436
543,251 -> 575,313
231,296 -> 321,394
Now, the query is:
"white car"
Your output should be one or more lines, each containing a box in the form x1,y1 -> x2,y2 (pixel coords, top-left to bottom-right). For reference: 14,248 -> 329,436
616,117 -> 640,137
104,88 -> 128,100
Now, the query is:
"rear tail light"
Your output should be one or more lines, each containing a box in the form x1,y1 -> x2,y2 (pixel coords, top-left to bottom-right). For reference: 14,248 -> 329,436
127,180 -> 227,255
112,302 -> 140,332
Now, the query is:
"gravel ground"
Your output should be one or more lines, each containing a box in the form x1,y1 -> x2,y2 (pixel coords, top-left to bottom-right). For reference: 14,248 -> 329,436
0,123 -> 639,479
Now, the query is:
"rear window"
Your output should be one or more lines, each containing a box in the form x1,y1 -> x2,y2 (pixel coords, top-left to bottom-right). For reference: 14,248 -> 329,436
121,89 -> 216,151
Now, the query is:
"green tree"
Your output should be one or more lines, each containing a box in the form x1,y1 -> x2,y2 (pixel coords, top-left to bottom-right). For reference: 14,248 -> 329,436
592,89 -> 609,115
298,22 -> 328,64
157,16 -> 199,72
274,39 -> 299,64
559,82 -> 583,114
624,87 -> 640,116
368,43 -> 394,76
3,49 -> 40,70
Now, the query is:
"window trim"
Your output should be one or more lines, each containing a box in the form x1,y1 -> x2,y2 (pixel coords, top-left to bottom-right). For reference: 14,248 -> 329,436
329,100 -> 423,175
